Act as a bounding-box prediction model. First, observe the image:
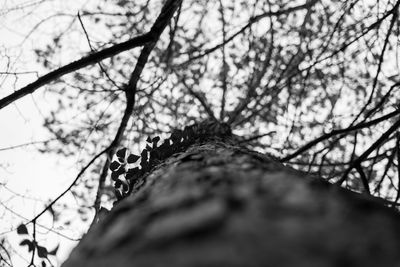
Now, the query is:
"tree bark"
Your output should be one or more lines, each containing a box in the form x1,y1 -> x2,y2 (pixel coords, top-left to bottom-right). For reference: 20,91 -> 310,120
62,138 -> 400,267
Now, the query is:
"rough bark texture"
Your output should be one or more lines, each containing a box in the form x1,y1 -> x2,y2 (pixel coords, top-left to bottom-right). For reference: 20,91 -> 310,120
62,138 -> 400,267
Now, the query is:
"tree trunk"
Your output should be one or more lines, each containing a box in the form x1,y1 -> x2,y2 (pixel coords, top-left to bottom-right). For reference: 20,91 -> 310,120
62,138 -> 400,267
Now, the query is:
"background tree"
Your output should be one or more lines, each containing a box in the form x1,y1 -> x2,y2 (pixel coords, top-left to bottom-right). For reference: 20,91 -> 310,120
1,0 -> 400,266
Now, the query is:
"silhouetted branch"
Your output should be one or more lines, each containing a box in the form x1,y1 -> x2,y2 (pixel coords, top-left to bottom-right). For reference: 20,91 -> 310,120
351,8 -> 398,124
29,147 -> 109,223
337,117 -> 400,185
0,139 -> 55,152
281,109 -> 400,162
0,1 -> 186,110
0,32 -> 153,110
227,1 -> 275,125
355,164 -> 371,194
373,147 -> 396,194
238,131 -> 276,144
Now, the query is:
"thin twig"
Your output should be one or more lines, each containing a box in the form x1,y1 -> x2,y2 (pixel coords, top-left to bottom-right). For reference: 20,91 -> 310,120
29,147 -> 109,223
0,139 -> 55,152
281,109 -> 400,162
77,12 -> 124,91
351,8 -> 398,124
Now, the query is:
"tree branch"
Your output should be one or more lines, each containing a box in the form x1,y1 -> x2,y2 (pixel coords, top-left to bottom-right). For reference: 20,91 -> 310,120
355,163 -> 371,194
178,76 -> 217,121
0,32 -> 153,110
281,109 -> 400,162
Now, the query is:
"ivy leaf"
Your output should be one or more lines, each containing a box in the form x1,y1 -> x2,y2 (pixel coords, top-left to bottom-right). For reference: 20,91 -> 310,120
109,161 -> 120,171
152,137 -> 160,149
126,167 -> 139,180
114,179 -> 122,188
20,239 -> 33,252
111,171 -> 119,181
47,244 -> 59,256
115,166 -> 126,176
150,149 -> 161,160
146,136 -> 152,143
116,148 -> 127,158
141,149 -> 148,160
115,189 -> 123,200
163,139 -> 171,147
126,167 -> 139,175
16,224 -> 28,235
127,154 -> 140,163
170,130 -> 182,143
37,245 -> 48,258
